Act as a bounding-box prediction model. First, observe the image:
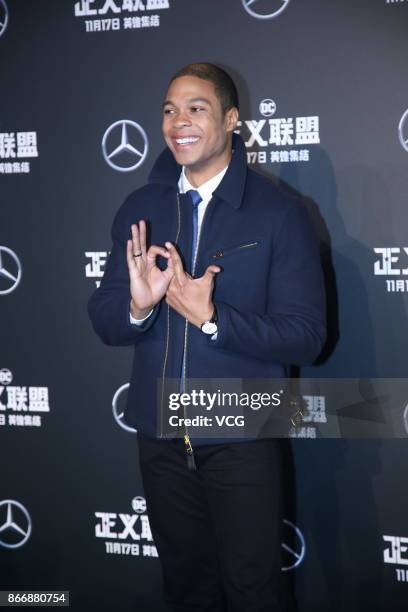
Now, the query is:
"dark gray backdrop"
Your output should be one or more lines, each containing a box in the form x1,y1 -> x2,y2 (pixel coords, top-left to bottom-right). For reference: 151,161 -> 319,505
1,1 -> 408,610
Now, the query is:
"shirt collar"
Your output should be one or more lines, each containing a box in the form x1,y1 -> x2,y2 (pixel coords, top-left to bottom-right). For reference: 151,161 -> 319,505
178,164 -> 229,203
148,132 -> 248,210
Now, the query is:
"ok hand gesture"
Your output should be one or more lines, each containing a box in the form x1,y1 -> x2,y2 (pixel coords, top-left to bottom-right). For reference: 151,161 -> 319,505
164,242 -> 221,328
126,220 -> 173,318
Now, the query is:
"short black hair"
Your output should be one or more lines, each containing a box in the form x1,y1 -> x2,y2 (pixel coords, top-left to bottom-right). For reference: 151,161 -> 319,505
168,62 -> 239,114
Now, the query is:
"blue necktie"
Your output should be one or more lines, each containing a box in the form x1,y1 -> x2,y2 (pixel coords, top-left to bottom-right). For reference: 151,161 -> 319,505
179,189 -> 202,395
186,189 -> 202,271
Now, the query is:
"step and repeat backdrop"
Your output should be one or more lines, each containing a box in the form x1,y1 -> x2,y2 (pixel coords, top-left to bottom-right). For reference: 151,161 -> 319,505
1,1 -> 408,610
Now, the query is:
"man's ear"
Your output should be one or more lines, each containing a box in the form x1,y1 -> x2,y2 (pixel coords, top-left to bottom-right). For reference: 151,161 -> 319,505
225,107 -> 239,133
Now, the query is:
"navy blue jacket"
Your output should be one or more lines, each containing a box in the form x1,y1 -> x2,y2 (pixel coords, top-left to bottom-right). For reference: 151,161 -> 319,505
88,133 -> 326,444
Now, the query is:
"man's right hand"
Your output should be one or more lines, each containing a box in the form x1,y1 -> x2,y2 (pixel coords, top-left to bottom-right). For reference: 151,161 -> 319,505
126,220 -> 173,319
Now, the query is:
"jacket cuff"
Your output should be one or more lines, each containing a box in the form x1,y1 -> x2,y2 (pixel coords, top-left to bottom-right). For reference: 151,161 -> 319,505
126,297 -> 160,333
129,307 -> 154,325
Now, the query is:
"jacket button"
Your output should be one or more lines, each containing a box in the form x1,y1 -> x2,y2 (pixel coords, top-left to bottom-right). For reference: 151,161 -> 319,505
213,250 -> 224,258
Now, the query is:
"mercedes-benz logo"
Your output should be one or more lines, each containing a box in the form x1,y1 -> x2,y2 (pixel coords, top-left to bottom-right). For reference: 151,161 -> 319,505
0,500 -> 32,549
0,0 -> 8,38
398,109 -> 408,153
242,0 -> 291,20
403,403 -> 408,435
102,120 -> 148,172
0,246 -> 22,295
259,98 -> 276,117
112,383 -> 137,433
281,519 -> 306,571
131,496 -> 146,514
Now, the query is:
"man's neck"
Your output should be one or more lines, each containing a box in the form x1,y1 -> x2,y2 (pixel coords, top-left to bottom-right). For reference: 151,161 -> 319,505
185,149 -> 232,188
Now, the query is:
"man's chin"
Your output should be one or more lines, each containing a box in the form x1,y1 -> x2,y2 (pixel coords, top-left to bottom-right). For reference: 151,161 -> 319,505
171,150 -> 200,167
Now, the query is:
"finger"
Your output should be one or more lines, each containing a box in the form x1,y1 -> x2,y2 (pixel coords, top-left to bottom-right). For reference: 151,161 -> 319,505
138,219 -> 147,256
130,223 -> 143,257
165,255 -> 175,276
146,245 -> 170,265
126,239 -> 136,270
165,242 -> 186,285
127,236 -> 145,272
202,265 -> 222,281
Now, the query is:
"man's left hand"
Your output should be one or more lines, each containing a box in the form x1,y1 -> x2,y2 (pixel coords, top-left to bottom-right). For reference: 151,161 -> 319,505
164,242 -> 221,328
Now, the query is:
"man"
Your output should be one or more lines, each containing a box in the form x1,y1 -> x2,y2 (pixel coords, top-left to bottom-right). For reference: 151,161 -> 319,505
88,63 -> 326,611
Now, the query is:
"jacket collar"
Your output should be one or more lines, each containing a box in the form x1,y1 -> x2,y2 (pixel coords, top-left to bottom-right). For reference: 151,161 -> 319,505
147,132 -> 247,210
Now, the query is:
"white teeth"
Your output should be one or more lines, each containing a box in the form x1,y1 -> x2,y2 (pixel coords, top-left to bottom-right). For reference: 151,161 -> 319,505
176,137 -> 199,144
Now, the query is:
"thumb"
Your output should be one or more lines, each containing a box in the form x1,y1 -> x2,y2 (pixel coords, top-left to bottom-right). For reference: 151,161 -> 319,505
203,265 -> 222,280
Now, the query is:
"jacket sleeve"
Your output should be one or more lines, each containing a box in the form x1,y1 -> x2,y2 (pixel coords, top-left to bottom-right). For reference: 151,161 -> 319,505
208,203 -> 326,365
87,198 -> 161,346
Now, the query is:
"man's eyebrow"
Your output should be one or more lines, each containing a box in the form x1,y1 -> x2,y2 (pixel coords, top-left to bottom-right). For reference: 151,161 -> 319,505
162,97 -> 212,109
188,97 -> 212,105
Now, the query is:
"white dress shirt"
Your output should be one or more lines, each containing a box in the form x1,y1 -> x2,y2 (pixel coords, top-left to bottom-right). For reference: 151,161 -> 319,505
129,163 -> 228,336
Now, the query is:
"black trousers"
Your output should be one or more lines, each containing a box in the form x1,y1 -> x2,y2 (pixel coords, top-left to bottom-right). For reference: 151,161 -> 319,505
137,434 -> 285,612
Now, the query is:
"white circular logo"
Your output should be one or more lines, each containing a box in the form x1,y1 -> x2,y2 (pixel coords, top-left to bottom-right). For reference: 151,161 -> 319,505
398,109 -> 408,153
0,500 -> 32,549
112,383 -> 137,433
281,519 -> 306,571
0,368 -> 12,385
131,496 -> 146,514
242,0 -> 291,20
0,0 -> 9,38
403,403 -> 408,435
259,98 -> 276,117
102,120 -> 148,172
0,246 -> 22,295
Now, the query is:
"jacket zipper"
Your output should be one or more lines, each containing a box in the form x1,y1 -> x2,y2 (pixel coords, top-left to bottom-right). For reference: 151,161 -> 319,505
212,240 -> 259,259
160,192 -> 181,439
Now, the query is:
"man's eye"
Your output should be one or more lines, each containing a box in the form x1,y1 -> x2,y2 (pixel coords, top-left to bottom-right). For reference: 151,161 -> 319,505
163,108 -> 174,114
191,107 -> 204,112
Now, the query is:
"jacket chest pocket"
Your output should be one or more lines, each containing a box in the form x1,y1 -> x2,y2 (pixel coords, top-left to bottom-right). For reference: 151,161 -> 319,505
210,240 -> 261,260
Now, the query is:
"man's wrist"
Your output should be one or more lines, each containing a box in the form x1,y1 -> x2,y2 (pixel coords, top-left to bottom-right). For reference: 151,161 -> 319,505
130,299 -> 154,320
193,304 -> 214,329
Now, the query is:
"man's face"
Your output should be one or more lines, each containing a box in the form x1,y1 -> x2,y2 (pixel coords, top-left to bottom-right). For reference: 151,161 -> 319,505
162,75 -> 237,173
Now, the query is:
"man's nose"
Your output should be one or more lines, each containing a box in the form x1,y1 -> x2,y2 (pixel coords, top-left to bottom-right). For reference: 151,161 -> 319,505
173,111 -> 192,128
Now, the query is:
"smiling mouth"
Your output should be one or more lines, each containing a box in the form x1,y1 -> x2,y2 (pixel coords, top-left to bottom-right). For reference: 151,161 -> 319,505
173,136 -> 200,147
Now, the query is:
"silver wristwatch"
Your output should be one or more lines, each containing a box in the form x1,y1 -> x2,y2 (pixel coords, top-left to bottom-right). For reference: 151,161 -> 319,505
200,306 -> 218,335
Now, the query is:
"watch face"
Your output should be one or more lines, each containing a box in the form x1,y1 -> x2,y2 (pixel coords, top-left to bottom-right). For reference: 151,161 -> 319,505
201,321 -> 218,335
